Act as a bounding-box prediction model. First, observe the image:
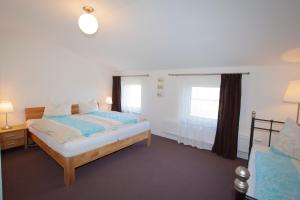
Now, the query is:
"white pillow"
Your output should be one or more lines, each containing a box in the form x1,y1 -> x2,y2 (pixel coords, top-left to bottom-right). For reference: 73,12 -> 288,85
280,117 -> 300,137
272,117 -> 300,160
43,104 -> 72,117
79,100 -> 99,114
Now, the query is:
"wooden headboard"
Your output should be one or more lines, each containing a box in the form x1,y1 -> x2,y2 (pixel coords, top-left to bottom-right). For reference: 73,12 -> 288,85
25,104 -> 79,120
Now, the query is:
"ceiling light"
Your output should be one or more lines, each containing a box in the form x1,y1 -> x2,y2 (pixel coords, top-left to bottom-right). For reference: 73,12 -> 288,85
78,6 -> 99,35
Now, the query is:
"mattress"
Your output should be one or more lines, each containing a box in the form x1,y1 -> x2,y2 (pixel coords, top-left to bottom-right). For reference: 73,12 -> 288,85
28,120 -> 150,157
247,144 -> 270,198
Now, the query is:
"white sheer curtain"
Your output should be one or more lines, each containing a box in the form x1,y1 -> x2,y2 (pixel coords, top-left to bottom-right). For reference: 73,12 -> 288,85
121,77 -> 142,114
176,76 -> 221,150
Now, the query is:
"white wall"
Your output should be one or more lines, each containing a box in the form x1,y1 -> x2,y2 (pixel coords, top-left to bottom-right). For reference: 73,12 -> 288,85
117,65 -> 300,157
0,31 -> 112,125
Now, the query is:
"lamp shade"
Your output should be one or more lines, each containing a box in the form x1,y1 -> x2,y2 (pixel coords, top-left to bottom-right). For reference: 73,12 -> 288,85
0,101 -> 14,113
105,97 -> 113,105
284,80 -> 300,103
78,13 -> 98,35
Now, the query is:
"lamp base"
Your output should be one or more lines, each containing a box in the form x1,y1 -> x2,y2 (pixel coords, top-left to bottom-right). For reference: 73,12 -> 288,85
2,125 -> 12,130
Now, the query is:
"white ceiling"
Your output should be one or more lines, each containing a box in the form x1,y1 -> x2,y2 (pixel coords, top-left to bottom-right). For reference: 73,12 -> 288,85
1,0 -> 300,70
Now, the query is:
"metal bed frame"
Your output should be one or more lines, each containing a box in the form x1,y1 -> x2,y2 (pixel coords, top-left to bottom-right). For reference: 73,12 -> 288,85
235,111 -> 285,200
248,111 -> 284,160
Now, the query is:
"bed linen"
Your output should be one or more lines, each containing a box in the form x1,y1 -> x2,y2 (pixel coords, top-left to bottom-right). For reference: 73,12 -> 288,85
28,112 -> 143,143
247,144 -> 300,200
46,115 -> 106,137
247,144 -> 270,197
255,151 -> 300,200
87,111 -> 139,124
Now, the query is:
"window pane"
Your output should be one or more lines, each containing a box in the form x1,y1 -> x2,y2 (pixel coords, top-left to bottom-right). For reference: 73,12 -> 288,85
122,84 -> 142,113
191,87 -> 220,100
190,87 -> 220,119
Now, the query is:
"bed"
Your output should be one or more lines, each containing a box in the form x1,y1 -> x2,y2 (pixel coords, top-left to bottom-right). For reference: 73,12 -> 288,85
25,104 -> 151,186
236,111 -> 300,200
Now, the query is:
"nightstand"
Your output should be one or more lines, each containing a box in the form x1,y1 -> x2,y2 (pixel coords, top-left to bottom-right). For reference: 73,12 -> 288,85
0,124 -> 27,150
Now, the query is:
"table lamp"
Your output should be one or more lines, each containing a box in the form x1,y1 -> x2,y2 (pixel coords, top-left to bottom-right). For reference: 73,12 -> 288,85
0,100 -> 14,130
284,80 -> 300,124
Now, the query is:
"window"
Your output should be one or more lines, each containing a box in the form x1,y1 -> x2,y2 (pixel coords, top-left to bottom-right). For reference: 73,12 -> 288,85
121,84 -> 142,113
190,87 -> 220,119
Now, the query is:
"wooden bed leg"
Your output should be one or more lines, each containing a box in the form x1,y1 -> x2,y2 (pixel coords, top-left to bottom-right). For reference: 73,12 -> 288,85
147,131 -> 152,147
64,159 -> 75,186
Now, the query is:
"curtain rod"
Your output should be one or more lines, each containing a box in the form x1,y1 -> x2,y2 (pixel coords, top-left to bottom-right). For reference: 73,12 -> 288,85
168,72 -> 250,76
120,74 -> 150,77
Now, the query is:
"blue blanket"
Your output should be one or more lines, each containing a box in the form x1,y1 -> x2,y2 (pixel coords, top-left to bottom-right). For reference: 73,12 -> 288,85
46,116 -> 105,137
255,151 -> 300,200
88,111 -> 138,124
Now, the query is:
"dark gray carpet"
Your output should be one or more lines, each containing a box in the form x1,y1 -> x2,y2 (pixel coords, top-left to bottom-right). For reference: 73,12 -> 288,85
2,135 -> 246,200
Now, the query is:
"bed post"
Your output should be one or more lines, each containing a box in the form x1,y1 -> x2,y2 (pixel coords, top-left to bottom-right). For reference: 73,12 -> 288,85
234,166 -> 250,200
147,131 -> 152,147
248,111 -> 256,160
64,158 -> 75,186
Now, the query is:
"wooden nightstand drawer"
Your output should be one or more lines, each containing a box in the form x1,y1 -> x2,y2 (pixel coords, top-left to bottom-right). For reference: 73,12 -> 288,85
1,138 -> 24,150
0,130 -> 24,142
0,124 -> 27,150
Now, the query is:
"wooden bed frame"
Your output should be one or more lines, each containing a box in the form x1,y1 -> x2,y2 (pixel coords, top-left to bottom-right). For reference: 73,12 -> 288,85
25,104 -> 151,186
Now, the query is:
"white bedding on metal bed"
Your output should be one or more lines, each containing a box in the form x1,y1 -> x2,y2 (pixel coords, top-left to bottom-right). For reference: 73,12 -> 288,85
247,144 -> 300,198
247,144 -> 270,197
27,119 -> 150,157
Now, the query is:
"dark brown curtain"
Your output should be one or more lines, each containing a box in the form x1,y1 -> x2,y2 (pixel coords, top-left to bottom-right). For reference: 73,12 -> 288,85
212,74 -> 242,159
111,76 -> 122,112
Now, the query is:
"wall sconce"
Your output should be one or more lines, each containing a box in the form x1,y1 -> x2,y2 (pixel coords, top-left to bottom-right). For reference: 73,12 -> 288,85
157,78 -> 164,97
78,6 -> 99,35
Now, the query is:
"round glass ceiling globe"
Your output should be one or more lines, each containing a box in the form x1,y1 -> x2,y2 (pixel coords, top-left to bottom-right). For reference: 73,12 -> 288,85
78,13 -> 99,35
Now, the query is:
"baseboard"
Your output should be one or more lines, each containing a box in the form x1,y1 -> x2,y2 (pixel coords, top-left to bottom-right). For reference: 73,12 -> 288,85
237,151 -> 248,160
151,130 -> 177,141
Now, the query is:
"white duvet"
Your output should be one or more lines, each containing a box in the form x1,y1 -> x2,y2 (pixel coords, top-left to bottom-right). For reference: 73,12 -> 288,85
27,113 -> 143,144
27,118 -> 83,144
